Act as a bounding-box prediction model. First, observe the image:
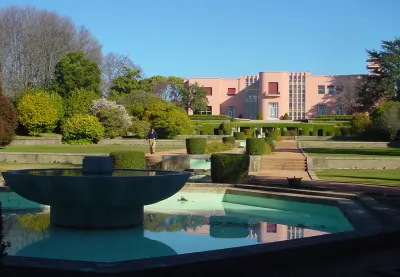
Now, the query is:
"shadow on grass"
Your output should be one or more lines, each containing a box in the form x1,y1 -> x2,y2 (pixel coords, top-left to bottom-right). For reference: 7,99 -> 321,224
303,148 -> 400,157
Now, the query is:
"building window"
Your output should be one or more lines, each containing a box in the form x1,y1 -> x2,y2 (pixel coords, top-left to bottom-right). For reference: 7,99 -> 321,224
317,105 -> 326,116
336,105 -> 344,115
328,85 -> 335,94
227,106 -> 236,118
227,88 -> 236,95
195,106 -> 212,115
268,82 -> 279,94
266,223 -> 277,233
204,87 -> 212,96
318,85 -> 325,94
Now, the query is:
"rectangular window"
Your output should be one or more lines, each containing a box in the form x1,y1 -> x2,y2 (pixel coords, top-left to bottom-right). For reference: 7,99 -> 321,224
318,85 -> 325,94
336,105 -> 344,115
227,106 -> 236,117
267,223 -> 277,233
204,87 -> 212,96
328,85 -> 335,95
227,88 -> 236,95
317,105 -> 326,116
268,82 -> 279,94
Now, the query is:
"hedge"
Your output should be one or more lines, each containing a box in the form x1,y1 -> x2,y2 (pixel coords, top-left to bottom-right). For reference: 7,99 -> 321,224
222,137 -> 235,144
110,151 -> 146,169
265,132 -> 277,140
211,153 -> 249,184
316,115 -> 352,120
264,137 -> 275,152
234,132 -> 245,140
186,138 -> 207,154
189,115 -> 231,120
246,138 -> 266,155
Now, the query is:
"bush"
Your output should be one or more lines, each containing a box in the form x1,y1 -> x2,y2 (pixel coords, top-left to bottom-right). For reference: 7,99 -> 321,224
217,129 -> 224,135
223,129 -> 230,135
265,132 -> 277,140
205,141 -> 235,154
222,137 -> 235,144
264,143 -> 272,154
0,91 -> 17,146
351,113 -> 372,135
244,129 -> 254,137
189,115 -> 231,120
246,138 -> 266,155
211,154 -> 249,184
371,101 -> 400,140
317,115 -> 352,120
264,137 -> 275,152
110,151 -> 146,169
186,138 -> 207,154
256,113 -> 263,120
288,130 -> 297,136
199,130 -> 207,135
283,113 -> 290,120
282,130 -> 289,136
64,89 -> 99,118
129,120 -> 151,138
16,89 -> 62,136
234,132 -> 245,140
61,114 -> 104,144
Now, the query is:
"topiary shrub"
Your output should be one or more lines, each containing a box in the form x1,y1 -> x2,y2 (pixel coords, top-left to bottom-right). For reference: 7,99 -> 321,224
110,151 -> 146,169
61,114 -> 104,144
16,88 -> 62,136
211,153 -> 249,184
234,132 -> 245,140
246,138 -> 266,155
264,137 -> 276,152
256,113 -> 263,120
244,129 -> 254,137
283,113 -> 290,120
0,95 -> 17,147
217,129 -> 224,135
186,138 -> 207,154
264,143 -> 272,154
205,141 -> 235,154
265,132 -> 277,140
222,137 -> 235,144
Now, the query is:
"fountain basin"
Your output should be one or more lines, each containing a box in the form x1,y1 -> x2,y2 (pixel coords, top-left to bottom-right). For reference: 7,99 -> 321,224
2,168 -> 190,229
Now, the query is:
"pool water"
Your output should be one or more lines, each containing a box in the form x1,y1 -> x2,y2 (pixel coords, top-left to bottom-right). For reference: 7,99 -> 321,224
1,191 -> 354,262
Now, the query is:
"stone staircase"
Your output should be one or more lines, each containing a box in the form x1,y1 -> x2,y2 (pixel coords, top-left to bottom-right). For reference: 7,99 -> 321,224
260,156 -> 307,171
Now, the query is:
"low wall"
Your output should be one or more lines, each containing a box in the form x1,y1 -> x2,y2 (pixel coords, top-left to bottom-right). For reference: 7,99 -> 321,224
99,139 -> 185,146
0,152 -> 107,164
309,157 -> 400,170
299,141 -> 392,149
10,138 -> 61,146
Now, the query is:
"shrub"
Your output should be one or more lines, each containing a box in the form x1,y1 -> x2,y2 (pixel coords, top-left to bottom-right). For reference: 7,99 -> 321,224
189,115 -> 231,120
186,138 -> 207,154
288,130 -> 297,136
264,143 -> 272,154
211,154 -> 249,184
129,120 -> 151,139
223,129 -> 230,135
200,130 -> 207,135
265,132 -> 277,140
110,151 -> 146,169
234,132 -> 245,140
283,113 -> 290,120
64,88 -> 99,118
246,138 -> 266,155
282,130 -> 289,136
217,129 -> 224,135
61,114 -> 104,144
0,92 -> 17,146
351,113 -> 372,135
256,113 -> 263,120
371,101 -> 400,140
244,129 -> 254,137
222,136 -> 235,144
264,137 -> 276,152
205,141 -> 235,154
16,89 -> 62,136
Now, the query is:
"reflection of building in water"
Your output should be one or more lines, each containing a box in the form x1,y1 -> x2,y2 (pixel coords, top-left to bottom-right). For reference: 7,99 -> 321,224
181,216 -> 210,235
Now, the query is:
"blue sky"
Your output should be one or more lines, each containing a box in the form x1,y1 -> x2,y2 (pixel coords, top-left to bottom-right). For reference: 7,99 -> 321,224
1,0 -> 399,78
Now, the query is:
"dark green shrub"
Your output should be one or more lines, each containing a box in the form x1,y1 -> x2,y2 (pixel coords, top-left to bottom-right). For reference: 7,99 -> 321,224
205,141 -> 235,154
326,132 -> 332,136
256,113 -> 263,120
351,113 -> 372,135
110,151 -> 146,169
246,138 -> 266,155
217,129 -> 224,135
234,132 -> 245,140
265,132 -> 277,140
282,130 -> 289,136
189,115 -> 231,120
186,138 -> 207,154
341,127 -> 351,136
273,129 -> 281,136
264,137 -> 275,152
211,154 -> 249,184
222,137 -> 235,144
288,130 -> 297,136
283,113 -> 290,120
244,129 -> 254,137
223,129 -> 230,135
200,130 -> 206,135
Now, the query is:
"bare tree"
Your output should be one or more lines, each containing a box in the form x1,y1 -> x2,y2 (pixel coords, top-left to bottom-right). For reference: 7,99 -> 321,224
330,75 -> 365,114
101,52 -> 141,95
0,5 -> 102,99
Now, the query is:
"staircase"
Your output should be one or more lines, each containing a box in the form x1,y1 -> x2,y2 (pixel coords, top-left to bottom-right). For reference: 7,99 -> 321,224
145,155 -> 163,167
260,156 -> 307,171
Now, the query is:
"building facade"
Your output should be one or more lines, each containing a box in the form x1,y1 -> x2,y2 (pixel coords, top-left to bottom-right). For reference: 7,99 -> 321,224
186,71 -> 353,120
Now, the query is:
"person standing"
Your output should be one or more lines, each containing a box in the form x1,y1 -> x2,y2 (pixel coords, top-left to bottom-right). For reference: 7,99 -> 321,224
146,128 -> 158,154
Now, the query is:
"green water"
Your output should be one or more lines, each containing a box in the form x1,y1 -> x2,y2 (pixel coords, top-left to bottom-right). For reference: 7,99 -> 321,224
1,191 -> 354,262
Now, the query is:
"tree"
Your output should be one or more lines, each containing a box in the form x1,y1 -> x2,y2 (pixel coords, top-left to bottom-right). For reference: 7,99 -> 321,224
178,82 -> 208,113
331,75 -> 365,114
101,52 -> 141,95
139,76 -> 184,102
51,51 -> 101,98
64,88 -> 100,118
109,67 -> 142,98
358,38 -> 400,111
0,6 -> 102,98
371,101 -> 400,140
0,65 -> 17,146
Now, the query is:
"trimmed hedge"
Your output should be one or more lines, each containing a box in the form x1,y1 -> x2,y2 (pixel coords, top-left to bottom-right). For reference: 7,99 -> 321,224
189,115 -> 231,120
246,138 -> 266,155
110,151 -> 146,169
265,132 -> 277,140
316,115 -> 352,120
222,136 -> 235,144
211,153 -> 249,184
186,138 -> 207,154
244,129 -> 254,136
234,132 -> 245,140
264,137 -> 276,152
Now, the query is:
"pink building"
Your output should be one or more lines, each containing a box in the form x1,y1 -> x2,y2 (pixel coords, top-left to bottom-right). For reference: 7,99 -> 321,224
186,72 -> 356,120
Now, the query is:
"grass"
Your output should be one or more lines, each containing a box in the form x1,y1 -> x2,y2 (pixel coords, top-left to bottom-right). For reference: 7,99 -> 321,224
303,148 -> 400,157
15,133 -> 62,139
315,169 -> 400,186
0,145 -> 183,154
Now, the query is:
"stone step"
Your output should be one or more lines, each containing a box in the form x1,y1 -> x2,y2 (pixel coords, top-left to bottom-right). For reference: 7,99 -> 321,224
260,166 -> 307,171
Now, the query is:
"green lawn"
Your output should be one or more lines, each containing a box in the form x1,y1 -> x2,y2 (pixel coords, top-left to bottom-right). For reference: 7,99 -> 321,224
0,145 -> 183,154
315,170 -> 400,186
303,148 -> 400,157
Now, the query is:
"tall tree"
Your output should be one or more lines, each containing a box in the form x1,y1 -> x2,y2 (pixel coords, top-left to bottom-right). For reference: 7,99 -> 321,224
139,76 -> 184,102
0,6 -> 102,98
109,67 -> 142,98
178,82 -> 208,113
358,37 -> 400,111
331,75 -> 365,114
51,51 -> 101,98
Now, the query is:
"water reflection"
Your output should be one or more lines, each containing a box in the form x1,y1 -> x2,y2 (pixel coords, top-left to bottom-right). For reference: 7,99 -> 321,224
24,169 -> 162,177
